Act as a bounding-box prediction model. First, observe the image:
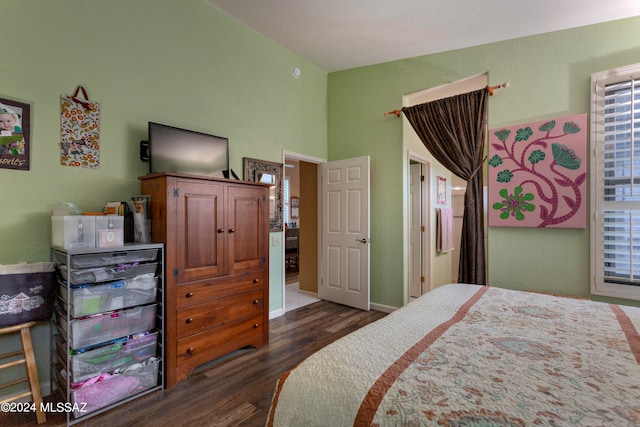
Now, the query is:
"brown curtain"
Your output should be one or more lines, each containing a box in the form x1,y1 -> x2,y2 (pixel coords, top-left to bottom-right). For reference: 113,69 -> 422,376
402,88 -> 488,285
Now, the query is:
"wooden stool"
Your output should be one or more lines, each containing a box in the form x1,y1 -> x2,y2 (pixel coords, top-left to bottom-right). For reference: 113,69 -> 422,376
0,321 -> 46,424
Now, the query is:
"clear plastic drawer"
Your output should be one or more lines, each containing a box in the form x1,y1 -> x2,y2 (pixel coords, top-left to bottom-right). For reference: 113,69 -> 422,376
58,274 -> 158,317
54,248 -> 159,269
59,263 -> 158,285
56,303 -> 157,350
56,331 -> 158,383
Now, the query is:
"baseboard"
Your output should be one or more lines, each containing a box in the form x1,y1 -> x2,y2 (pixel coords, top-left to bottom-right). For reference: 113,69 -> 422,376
270,301 -> 395,318
370,302 -> 397,313
269,308 -> 285,319
297,289 -> 318,298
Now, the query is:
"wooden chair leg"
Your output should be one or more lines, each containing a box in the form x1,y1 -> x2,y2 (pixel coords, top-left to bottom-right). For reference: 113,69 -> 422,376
19,326 -> 46,424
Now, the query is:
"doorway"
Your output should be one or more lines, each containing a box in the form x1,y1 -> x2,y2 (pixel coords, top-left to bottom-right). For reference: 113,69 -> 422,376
283,153 -> 321,312
451,181 -> 466,283
408,156 -> 431,299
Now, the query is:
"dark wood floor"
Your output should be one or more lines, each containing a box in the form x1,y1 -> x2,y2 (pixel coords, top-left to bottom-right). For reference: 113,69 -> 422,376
2,300 -> 387,427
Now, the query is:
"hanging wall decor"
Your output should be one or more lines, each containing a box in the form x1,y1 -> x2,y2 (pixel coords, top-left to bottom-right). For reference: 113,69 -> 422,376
0,97 -> 30,171
436,176 -> 447,205
60,85 -> 101,168
244,157 -> 283,232
488,113 -> 587,228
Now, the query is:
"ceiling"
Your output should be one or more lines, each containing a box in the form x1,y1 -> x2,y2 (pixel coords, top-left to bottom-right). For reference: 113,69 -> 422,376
206,0 -> 640,72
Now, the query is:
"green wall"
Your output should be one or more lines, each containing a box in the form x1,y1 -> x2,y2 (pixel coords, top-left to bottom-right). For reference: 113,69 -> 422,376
328,16 -> 640,308
1,0 -> 326,396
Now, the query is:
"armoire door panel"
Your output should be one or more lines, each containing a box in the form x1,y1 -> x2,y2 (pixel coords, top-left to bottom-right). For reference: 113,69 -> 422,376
227,185 -> 267,275
176,180 -> 225,282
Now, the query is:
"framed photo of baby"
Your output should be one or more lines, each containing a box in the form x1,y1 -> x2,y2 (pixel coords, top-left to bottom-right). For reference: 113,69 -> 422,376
0,97 -> 30,171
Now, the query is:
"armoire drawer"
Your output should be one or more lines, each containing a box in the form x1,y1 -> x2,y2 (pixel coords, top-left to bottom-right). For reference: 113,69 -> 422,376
176,290 -> 264,338
176,271 -> 264,308
176,316 -> 265,378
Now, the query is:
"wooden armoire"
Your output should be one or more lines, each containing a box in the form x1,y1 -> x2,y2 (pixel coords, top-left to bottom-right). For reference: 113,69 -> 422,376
140,172 -> 270,387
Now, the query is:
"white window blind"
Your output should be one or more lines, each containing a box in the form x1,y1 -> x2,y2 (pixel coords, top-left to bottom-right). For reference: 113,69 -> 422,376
591,64 -> 640,300
284,177 -> 290,224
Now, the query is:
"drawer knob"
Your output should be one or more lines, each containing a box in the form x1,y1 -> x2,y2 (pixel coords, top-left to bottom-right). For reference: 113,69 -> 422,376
228,228 -> 235,233
186,292 -> 194,298
253,299 -> 260,305
186,317 -> 194,324
253,323 -> 260,329
187,347 -> 195,354
253,278 -> 259,283
217,228 -> 225,233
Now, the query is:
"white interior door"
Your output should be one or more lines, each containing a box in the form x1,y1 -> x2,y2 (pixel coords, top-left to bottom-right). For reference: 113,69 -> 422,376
409,162 -> 422,298
320,156 -> 370,310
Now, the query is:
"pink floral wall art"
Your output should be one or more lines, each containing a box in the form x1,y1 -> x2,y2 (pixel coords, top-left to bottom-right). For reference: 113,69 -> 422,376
488,114 -> 587,228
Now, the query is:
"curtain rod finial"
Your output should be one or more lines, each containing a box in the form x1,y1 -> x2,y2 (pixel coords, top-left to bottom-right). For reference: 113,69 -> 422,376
487,82 -> 510,96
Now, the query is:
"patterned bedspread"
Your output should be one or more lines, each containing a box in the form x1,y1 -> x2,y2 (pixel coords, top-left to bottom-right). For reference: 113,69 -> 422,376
267,284 -> 640,426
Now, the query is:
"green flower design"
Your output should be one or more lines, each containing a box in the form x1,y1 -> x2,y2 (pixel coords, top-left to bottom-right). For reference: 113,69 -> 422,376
538,120 -> 556,132
528,150 -> 546,165
494,129 -> 511,142
492,187 -> 536,221
488,155 -> 503,167
515,127 -> 533,141
552,143 -> 581,170
496,169 -> 513,183
563,121 -> 581,134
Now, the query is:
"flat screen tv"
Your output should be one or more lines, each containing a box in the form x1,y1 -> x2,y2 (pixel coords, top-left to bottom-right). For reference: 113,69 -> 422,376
148,122 -> 229,177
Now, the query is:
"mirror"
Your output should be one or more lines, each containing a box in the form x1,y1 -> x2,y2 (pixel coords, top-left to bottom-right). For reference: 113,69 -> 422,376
243,157 -> 283,231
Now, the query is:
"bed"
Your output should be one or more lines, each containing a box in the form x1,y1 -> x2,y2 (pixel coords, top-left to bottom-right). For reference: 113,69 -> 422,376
267,284 -> 640,426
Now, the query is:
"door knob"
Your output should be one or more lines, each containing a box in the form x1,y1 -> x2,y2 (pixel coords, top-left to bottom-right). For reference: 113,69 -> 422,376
356,238 -> 369,244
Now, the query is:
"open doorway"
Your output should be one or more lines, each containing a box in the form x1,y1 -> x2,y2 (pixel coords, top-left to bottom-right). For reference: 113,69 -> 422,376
283,153 -> 322,312
408,155 -> 431,299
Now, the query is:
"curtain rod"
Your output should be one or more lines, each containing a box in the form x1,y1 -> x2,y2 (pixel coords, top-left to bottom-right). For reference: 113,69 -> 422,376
384,82 -> 510,117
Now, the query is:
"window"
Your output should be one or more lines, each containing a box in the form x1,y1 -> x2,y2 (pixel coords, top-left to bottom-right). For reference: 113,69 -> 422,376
284,177 -> 290,224
591,63 -> 640,300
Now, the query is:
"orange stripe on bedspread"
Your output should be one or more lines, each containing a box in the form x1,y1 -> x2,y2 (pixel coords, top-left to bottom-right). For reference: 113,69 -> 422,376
354,286 -> 488,426
610,304 -> 640,364
266,370 -> 291,427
